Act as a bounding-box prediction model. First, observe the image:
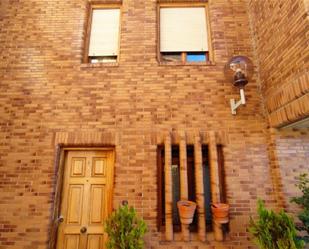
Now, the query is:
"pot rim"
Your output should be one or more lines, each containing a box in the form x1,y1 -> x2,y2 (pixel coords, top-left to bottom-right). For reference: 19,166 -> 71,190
177,200 -> 197,207
211,203 -> 229,209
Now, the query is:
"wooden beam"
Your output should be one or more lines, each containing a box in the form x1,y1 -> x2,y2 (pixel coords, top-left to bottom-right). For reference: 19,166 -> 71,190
209,132 -> 220,203
194,133 -> 206,242
209,131 -> 223,241
179,131 -> 188,200
179,131 -> 190,241
157,146 -> 163,231
164,133 -> 173,241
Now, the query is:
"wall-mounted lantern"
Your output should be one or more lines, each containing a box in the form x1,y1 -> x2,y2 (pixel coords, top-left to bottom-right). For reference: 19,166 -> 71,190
224,56 -> 254,115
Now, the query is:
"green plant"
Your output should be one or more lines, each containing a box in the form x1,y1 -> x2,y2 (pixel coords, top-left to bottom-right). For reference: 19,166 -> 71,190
249,199 -> 304,249
105,203 -> 147,249
291,173 -> 309,242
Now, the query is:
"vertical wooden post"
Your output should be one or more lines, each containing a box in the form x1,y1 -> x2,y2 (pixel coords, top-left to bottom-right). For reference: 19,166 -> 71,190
194,133 -> 206,242
179,131 -> 190,241
164,133 -> 173,241
209,131 -> 224,241
180,131 -> 188,199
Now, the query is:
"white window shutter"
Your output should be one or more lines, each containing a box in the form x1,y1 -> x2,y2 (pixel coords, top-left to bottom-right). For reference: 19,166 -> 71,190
89,9 -> 120,56
160,7 -> 208,52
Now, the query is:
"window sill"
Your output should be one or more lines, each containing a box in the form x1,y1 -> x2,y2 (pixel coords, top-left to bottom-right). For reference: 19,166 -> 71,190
80,62 -> 119,68
158,61 -> 216,66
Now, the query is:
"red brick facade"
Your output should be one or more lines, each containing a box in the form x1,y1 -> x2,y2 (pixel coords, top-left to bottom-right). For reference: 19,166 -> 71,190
249,0 -> 309,226
0,0 -> 308,248
248,0 -> 309,127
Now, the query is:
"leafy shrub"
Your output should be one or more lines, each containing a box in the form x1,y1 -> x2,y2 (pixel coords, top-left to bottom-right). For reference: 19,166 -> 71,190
291,173 -> 309,243
249,200 -> 304,249
105,204 -> 147,249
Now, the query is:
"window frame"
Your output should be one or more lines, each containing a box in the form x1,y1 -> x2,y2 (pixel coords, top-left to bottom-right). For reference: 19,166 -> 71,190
83,3 -> 122,64
157,2 -> 213,65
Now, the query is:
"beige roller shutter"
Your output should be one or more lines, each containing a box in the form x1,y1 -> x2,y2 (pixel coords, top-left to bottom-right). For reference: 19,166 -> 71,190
160,7 -> 208,52
88,9 -> 120,56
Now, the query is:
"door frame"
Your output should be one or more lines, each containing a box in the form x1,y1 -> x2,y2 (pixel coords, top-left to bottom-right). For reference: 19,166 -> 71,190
48,146 -> 115,249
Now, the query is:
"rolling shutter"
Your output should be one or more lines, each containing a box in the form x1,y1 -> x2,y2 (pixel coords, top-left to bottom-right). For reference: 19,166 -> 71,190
160,7 -> 208,52
88,9 -> 120,56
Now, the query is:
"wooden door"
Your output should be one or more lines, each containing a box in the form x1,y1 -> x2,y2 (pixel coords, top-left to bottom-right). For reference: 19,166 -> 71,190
56,150 -> 114,249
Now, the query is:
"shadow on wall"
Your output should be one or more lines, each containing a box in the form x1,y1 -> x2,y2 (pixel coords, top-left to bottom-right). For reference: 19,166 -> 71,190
269,128 -> 309,211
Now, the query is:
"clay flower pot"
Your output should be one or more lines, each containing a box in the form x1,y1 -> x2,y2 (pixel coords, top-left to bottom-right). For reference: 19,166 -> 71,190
211,203 -> 230,224
177,200 -> 197,225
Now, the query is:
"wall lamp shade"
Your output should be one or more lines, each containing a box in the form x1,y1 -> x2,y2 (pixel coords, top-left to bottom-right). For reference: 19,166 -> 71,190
224,56 -> 253,88
224,56 -> 254,114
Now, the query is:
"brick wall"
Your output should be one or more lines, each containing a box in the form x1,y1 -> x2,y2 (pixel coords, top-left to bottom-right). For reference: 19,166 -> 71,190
0,0 -> 300,248
248,2 -> 309,247
267,128 -> 309,215
247,0 -> 309,244
248,0 -> 309,127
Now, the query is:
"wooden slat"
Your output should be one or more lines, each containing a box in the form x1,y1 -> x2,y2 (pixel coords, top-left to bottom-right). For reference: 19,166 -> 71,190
179,131 -> 188,200
194,133 -> 206,242
164,134 -> 173,241
179,131 -> 190,241
157,146 -> 163,231
217,145 -> 226,203
209,132 -> 220,203
209,132 -> 223,241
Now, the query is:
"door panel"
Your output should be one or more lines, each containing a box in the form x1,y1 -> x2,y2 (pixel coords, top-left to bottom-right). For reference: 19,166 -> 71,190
64,235 -> 80,249
92,157 -> 107,177
87,235 -> 104,249
67,185 -> 84,224
71,158 -> 86,177
89,185 -> 105,224
56,150 -> 114,249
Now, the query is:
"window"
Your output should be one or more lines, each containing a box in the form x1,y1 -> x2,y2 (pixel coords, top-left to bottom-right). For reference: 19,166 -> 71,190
84,6 -> 121,63
157,144 -> 224,232
159,5 -> 211,63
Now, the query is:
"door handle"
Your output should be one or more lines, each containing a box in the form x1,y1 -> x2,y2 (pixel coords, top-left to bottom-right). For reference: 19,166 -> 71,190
80,227 -> 87,234
58,215 -> 64,223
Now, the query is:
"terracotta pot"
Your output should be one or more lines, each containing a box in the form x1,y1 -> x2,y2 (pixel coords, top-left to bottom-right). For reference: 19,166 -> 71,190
177,200 -> 197,225
211,203 -> 230,224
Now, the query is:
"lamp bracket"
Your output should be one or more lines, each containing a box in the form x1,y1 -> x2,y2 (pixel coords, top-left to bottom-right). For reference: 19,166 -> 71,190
230,89 -> 246,115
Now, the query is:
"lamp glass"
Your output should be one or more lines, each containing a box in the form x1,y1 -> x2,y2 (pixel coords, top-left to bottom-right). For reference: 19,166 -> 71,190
224,56 -> 254,88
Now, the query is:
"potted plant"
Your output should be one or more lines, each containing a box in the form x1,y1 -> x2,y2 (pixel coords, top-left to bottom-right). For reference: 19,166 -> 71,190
177,200 -> 196,225
249,199 -> 304,249
105,202 -> 147,249
211,203 -> 230,224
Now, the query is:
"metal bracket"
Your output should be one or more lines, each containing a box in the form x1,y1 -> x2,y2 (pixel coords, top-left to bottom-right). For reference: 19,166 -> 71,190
230,89 -> 246,115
